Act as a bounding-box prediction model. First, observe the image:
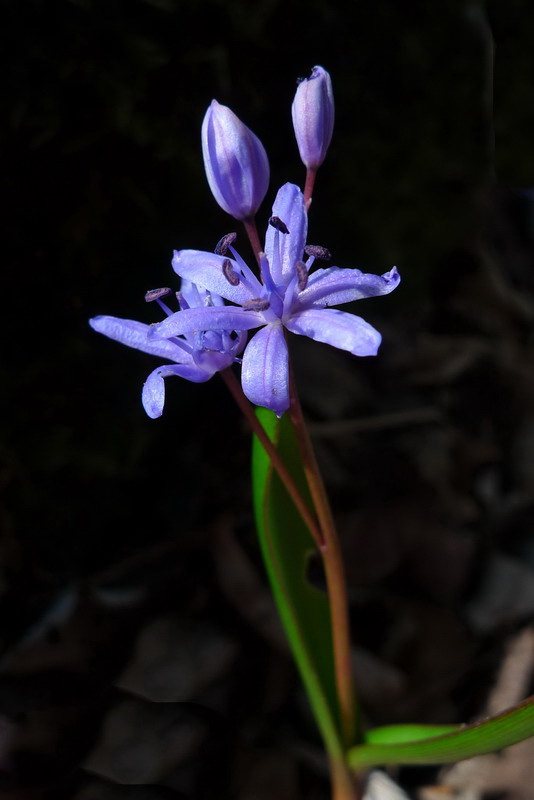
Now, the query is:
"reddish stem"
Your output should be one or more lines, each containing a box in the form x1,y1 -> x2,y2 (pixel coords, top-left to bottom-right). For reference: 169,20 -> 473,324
220,368 -> 324,550
303,167 -> 318,209
288,369 -> 356,748
243,216 -> 263,266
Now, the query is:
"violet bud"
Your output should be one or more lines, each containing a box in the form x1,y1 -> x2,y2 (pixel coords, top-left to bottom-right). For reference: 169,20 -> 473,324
291,66 -> 334,170
202,100 -> 270,221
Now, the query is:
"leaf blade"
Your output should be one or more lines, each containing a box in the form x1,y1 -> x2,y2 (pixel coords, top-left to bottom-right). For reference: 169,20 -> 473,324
251,406 -> 344,758
349,695 -> 534,769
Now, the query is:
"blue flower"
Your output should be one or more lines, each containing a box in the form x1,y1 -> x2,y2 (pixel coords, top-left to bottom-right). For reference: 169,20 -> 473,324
151,183 -> 400,417
202,100 -> 270,221
89,281 -> 247,418
292,66 -> 335,170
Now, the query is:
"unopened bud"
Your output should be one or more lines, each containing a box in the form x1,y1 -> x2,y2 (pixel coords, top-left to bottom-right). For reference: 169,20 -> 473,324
202,100 -> 270,221
291,66 -> 334,169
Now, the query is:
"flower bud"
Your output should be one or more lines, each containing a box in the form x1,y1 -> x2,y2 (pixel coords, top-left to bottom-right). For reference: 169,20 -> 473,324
201,100 -> 270,221
291,66 -> 334,170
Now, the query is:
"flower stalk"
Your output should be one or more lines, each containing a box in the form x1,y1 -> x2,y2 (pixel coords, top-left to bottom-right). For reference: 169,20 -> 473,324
220,367 -> 324,550
288,369 -> 357,749
303,167 -> 317,208
242,217 -> 263,265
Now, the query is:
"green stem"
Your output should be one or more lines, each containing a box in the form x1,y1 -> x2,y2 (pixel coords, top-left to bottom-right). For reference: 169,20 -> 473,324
220,368 -> 324,549
288,368 -> 357,748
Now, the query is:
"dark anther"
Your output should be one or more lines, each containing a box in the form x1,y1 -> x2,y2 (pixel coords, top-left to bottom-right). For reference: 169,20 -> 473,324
222,258 -> 240,286
243,298 -> 270,311
215,232 -> 237,255
269,216 -> 290,234
145,287 -> 172,302
296,261 -> 308,291
304,245 -> 331,260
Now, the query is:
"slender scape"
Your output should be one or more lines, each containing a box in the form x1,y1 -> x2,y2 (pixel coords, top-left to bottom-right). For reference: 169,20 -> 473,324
242,216 -> 358,754
220,367 -> 324,550
288,372 -> 357,748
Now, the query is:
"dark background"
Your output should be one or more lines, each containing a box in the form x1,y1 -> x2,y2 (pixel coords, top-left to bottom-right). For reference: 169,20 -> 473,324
1,1 -> 534,797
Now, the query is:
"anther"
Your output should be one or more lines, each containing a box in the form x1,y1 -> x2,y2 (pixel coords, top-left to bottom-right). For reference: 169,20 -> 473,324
215,232 -> 237,255
243,298 -> 271,311
145,287 -> 171,302
269,216 -> 290,234
222,258 -> 240,286
304,245 -> 331,260
296,260 -> 308,291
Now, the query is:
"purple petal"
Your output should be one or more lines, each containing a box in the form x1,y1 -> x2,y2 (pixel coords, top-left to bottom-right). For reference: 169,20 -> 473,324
201,100 -> 270,221
152,305 -> 265,338
296,266 -> 400,308
89,316 -> 193,362
193,349 -> 236,372
264,183 -> 307,286
241,323 -> 289,417
142,363 -> 212,419
285,308 -> 382,356
173,250 -> 260,304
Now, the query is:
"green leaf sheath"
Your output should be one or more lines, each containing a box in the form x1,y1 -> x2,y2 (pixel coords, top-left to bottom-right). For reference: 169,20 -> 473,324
350,695 -> 534,769
252,407 -> 344,759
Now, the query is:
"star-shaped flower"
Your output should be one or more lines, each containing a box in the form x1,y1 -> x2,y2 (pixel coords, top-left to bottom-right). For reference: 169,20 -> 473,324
90,280 -> 246,418
150,183 -> 400,416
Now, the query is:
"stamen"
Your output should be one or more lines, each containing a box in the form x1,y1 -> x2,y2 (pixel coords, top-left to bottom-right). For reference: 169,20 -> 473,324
194,331 -> 204,351
186,283 -> 203,308
222,258 -> 240,286
296,260 -> 308,291
259,251 -> 277,294
145,287 -> 171,302
215,232 -> 237,255
228,246 -> 262,293
304,245 -> 331,260
269,216 -> 290,234
175,291 -> 190,310
170,336 -> 194,355
243,298 -> 271,312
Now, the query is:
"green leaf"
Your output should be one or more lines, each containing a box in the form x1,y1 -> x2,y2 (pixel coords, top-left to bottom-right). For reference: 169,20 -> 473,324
349,695 -> 534,770
251,407 -> 344,759
365,724 -> 459,744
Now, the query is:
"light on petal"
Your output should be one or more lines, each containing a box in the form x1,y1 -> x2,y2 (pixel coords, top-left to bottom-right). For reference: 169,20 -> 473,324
241,323 -> 289,416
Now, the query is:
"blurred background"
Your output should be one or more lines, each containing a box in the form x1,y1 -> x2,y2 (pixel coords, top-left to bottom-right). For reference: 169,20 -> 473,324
1,1 -> 534,797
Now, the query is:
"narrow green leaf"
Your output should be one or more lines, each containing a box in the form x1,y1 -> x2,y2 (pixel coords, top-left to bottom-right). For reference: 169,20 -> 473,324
251,407 -> 344,758
365,724 -> 459,744
349,695 -> 534,770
